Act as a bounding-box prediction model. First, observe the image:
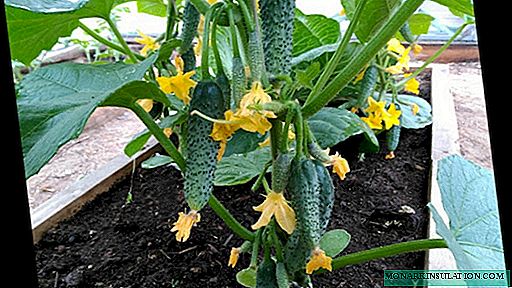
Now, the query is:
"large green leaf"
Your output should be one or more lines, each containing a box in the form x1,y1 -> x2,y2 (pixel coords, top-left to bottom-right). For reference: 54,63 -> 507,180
293,9 -> 340,58
236,267 -> 257,288
224,130 -> 267,158
381,94 -> 432,129
431,0 -> 474,17
5,0 -> 90,13
6,0 -> 118,64
308,107 -> 379,149
319,229 -> 351,257
214,147 -> 272,186
429,155 -> 505,270
18,55 -> 157,178
341,0 -> 401,43
141,154 -> 173,169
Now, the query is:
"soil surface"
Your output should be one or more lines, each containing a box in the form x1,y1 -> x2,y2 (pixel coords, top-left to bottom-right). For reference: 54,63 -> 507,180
34,79 -> 432,287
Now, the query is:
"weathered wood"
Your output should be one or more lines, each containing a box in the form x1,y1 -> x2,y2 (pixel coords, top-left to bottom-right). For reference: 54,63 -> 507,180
31,139 -> 162,243
415,43 -> 480,63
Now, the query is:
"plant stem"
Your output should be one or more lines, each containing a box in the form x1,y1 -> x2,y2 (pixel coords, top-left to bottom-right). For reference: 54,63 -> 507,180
250,230 -> 263,268
189,0 -> 211,15
211,5 -> 227,75
302,0 -> 425,118
269,120 -> 282,160
208,195 -> 255,241
270,220 -> 284,262
201,3 -> 224,79
238,0 -> 255,32
280,107 -> 295,152
294,106 -> 304,158
251,161 -> 272,191
316,238 -> 447,273
78,22 -> 125,54
131,104 -> 186,170
105,17 -> 138,63
165,0 -> 177,41
395,21 -> 472,88
306,0 -> 368,105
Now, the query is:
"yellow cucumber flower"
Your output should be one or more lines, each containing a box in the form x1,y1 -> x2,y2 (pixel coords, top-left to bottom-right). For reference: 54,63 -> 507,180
164,127 -> 173,137
306,247 -> 332,274
211,110 -> 241,161
137,99 -> 154,112
361,113 -> 383,130
353,68 -> 366,84
412,103 -> 420,115
134,31 -> 160,56
329,152 -> 350,181
365,97 -> 387,114
251,191 -> 296,234
174,55 -> 185,73
156,71 -> 197,105
228,247 -> 241,268
382,103 -> 401,130
412,43 -> 423,56
234,81 -> 276,135
385,47 -> 412,74
403,73 -> 420,95
387,38 -> 406,55
385,151 -> 395,159
339,8 -> 346,16
171,210 -> 201,242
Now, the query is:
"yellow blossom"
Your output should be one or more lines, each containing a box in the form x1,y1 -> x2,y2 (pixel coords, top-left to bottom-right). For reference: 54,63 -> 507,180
170,210 -> 201,242
306,247 -> 332,274
329,152 -> 350,181
382,103 -> 401,130
238,82 -> 276,118
211,111 -> 239,141
217,141 -> 227,161
387,38 -> 406,55
403,73 -> 420,95
365,97 -> 387,114
164,127 -> 173,137
339,8 -> 346,16
361,113 -> 383,130
228,247 -> 240,268
156,71 -> 197,105
412,43 -> 423,56
385,64 -> 404,75
174,55 -> 185,73
412,103 -> 419,115
350,107 -> 358,113
137,99 -> 153,112
385,151 -> 395,159
385,47 -> 411,74
134,31 -> 160,56
251,191 -> 296,234
353,68 -> 366,84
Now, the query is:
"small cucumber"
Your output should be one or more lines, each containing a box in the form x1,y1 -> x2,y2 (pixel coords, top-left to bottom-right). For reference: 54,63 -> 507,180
271,152 -> 294,193
179,0 -> 200,54
399,22 -> 416,44
232,56 -> 246,108
215,72 -> 231,111
256,257 -> 278,288
248,30 -> 265,81
312,160 -> 335,235
386,104 -> 402,154
356,65 -> 379,108
184,80 -> 224,211
181,48 -> 196,73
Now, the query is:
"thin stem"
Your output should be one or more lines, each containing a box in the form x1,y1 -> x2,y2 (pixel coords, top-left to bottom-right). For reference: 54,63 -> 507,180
316,239 -> 447,273
280,107 -> 295,152
211,5 -> 227,75
395,22 -> 472,88
190,110 -> 243,124
105,17 -> 138,63
78,22 -> 125,54
165,0 -> 177,41
251,161 -> 272,192
250,230 -> 263,268
269,120 -> 282,160
293,106 -> 304,158
238,0 -> 254,32
208,195 -> 255,241
201,3 -> 224,79
189,0 -> 211,15
306,0 -> 368,105
302,0 -> 426,118
131,104 -> 186,170
270,220 -> 284,262
262,178 -> 272,194
227,6 -> 240,58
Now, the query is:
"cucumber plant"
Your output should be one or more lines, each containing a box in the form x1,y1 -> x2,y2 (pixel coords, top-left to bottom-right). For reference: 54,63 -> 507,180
8,0 -> 485,287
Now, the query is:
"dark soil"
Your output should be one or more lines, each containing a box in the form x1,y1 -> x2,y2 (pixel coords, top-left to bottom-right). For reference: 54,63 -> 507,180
35,75 -> 432,288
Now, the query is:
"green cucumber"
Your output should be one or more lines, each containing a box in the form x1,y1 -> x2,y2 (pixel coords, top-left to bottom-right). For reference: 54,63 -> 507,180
271,152 -> 294,193
216,72 -> 231,110
184,80 -> 225,211
356,65 -> 379,108
181,48 -> 196,73
399,22 -> 416,44
179,0 -> 201,54
307,141 -> 331,163
256,257 -> 278,288
283,228 -> 314,274
313,160 -> 335,235
232,56 -> 246,108
386,104 -> 402,153
260,0 -> 295,77
248,30 -> 265,82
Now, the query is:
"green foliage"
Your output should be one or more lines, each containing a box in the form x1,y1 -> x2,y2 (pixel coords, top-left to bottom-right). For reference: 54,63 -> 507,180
308,107 -> 379,149
408,13 -> 434,35
214,147 -> 272,186
431,0 -> 474,17
18,54 -> 157,178
237,267 -> 257,288
319,229 -> 351,257
293,10 -> 340,59
141,154 -> 173,169
275,263 -> 289,288
6,0 -> 90,13
429,155 -> 505,270
381,94 -> 432,129
256,257 -> 278,288
224,130 -> 267,158
137,0 -> 168,17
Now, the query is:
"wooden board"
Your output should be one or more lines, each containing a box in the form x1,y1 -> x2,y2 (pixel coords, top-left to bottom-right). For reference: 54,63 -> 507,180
31,139 -> 162,243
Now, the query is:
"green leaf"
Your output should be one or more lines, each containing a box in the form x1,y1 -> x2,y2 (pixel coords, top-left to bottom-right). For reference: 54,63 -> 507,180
157,39 -> 183,62
137,0 -> 166,17
18,55 -> 157,178
408,13 -> 435,35
275,263 -> 289,288
429,155 -> 505,270
224,130 -> 268,158
214,147 -> 272,186
431,0 -> 474,17
141,154 -> 173,169
319,229 -> 351,257
124,132 -> 152,157
381,94 -> 432,129
341,0 -> 401,43
295,62 -> 321,89
101,80 -> 170,108
209,26 -> 233,79
6,0 -> 90,12
6,0 -> 118,64
293,9 -> 340,57
236,267 -> 257,288
308,107 -> 379,149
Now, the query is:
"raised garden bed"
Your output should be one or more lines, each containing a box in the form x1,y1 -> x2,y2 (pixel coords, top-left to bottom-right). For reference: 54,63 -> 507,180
32,68 -> 451,287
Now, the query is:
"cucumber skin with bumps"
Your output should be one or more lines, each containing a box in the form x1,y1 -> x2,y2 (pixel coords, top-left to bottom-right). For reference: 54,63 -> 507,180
312,160 -> 335,235
256,257 -> 278,288
231,56 -> 246,108
271,152 -> 294,193
260,0 -> 295,77
386,104 -> 402,152
179,0 -> 200,54
357,65 -> 379,107
181,48 -> 196,73
184,81 -> 224,211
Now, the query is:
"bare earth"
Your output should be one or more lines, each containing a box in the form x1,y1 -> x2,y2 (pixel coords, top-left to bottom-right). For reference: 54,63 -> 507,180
26,62 -> 493,210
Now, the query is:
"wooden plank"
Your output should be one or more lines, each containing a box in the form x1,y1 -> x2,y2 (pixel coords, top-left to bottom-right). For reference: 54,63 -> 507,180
31,139 -> 162,243
415,43 -> 480,63
427,64 -> 464,287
